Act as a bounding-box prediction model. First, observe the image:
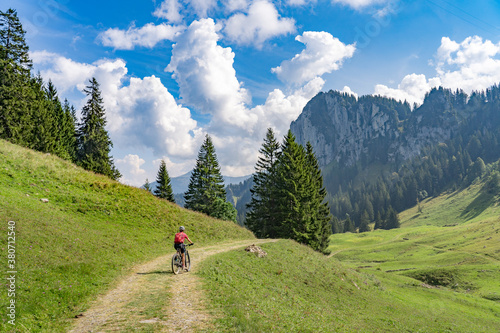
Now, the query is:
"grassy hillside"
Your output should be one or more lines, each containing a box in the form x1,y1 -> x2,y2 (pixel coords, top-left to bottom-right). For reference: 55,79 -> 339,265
198,240 -> 499,332
198,177 -> 500,332
0,140 -> 254,332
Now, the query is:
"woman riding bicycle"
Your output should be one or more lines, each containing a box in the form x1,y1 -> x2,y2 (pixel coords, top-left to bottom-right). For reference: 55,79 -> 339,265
174,226 -> 194,271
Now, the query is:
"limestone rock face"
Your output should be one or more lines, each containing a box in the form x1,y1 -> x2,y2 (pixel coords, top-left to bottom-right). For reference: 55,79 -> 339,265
290,89 -> 461,168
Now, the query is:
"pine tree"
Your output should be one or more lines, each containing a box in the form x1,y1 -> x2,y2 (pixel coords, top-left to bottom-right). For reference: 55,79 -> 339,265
76,77 -> 121,180
62,99 -> 77,162
374,211 -> 384,230
272,131 -> 332,252
0,8 -> 34,145
385,206 -> 400,229
359,211 -> 371,233
331,216 -> 341,234
143,178 -> 152,193
343,215 -> 355,233
246,128 -> 281,238
154,160 -> 175,202
184,134 -> 236,222
273,130 -> 309,240
304,142 -> 332,252
30,74 -> 56,153
0,9 -> 31,75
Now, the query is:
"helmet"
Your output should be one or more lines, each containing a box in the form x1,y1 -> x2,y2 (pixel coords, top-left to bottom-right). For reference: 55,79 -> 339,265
179,226 -> 185,231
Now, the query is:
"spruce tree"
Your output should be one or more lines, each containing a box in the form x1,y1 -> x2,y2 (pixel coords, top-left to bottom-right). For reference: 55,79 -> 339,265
272,131 -> 332,252
359,211 -> 371,233
385,206 -> 400,229
77,77 -> 121,180
343,215 -> 355,233
184,134 -> 236,222
62,99 -> 77,162
246,128 -> 281,238
374,211 -> 384,230
0,8 -> 34,145
273,130 -> 309,240
154,160 -> 175,202
331,216 -> 341,234
143,178 -> 152,193
304,142 -> 332,252
0,9 -> 31,75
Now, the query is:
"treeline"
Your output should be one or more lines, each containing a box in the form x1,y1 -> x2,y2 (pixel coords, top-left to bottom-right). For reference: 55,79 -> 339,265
329,85 -> 500,232
246,129 -> 331,253
0,9 -> 120,179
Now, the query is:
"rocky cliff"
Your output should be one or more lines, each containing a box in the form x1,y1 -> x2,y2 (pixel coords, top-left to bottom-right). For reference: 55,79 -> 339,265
290,88 -> 466,168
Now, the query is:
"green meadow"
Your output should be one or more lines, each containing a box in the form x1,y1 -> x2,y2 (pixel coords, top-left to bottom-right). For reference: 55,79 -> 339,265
198,179 -> 500,332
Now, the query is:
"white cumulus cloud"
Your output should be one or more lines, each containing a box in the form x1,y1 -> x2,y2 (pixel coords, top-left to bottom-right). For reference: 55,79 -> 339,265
98,23 -> 184,50
223,0 -> 296,48
374,36 -> 500,106
341,85 -> 358,98
374,74 -> 439,106
435,36 -> 500,93
31,51 -> 200,161
116,154 -> 147,185
166,19 -> 254,131
153,0 -> 184,23
272,31 -> 356,85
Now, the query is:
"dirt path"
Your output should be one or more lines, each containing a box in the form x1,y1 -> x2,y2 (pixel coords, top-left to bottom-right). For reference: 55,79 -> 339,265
69,239 -> 275,332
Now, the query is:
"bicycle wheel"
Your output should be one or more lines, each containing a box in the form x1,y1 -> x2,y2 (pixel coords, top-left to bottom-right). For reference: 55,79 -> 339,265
185,251 -> 191,271
171,253 -> 181,275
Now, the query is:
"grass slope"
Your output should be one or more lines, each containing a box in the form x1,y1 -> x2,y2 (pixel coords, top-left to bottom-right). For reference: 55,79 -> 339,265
198,178 -> 500,332
0,140 -> 253,332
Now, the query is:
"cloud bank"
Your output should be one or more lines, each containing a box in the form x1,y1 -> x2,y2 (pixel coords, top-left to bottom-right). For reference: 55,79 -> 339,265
98,23 -> 184,50
223,1 -> 296,48
272,31 -> 356,85
375,36 -> 500,105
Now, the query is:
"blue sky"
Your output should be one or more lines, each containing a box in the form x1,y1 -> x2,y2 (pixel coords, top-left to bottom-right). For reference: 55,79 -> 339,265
10,0 -> 500,186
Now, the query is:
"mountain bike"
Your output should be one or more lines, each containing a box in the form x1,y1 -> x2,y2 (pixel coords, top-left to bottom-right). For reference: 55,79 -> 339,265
172,243 -> 193,275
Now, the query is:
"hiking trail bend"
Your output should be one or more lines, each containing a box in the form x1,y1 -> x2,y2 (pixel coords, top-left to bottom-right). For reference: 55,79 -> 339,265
69,239 -> 276,332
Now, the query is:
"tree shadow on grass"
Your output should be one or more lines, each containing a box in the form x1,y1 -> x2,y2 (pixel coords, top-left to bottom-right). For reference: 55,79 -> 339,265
137,271 -> 171,275
460,186 -> 496,221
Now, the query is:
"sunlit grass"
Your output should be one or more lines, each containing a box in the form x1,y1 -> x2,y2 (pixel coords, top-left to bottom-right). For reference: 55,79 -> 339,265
199,240 -> 500,332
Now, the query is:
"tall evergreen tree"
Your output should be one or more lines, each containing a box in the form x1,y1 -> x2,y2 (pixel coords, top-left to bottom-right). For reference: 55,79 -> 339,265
62,98 -> 77,162
359,211 -> 371,233
343,215 -> 355,233
304,142 -> 332,252
76,77 -> 121,180
272,131 -> 332,252
374,211 -> 384,230
331,216 -> 341,234
273,130 -> 309,240
0,8 -> 34,145
246,128 -> 281,238
385,206 -> 400,230
30,74 -> 56,153
184,134 -> 236,222
0,9 -> 31,74
154,160 -> 175,202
